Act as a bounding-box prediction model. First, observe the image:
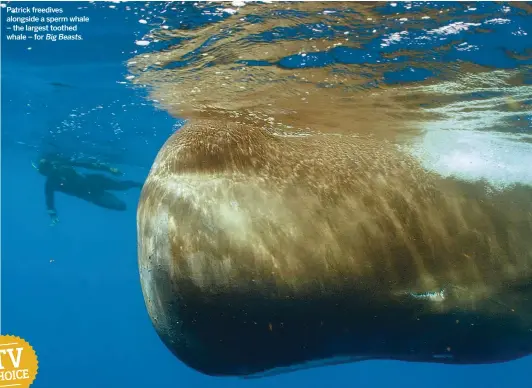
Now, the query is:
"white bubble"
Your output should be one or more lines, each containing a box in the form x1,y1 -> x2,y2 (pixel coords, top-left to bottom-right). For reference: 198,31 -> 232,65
410,130 -> 532,189
428,22 -> 481,36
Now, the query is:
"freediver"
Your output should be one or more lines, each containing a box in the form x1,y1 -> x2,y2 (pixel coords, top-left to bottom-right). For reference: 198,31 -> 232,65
33,153 -> 143,225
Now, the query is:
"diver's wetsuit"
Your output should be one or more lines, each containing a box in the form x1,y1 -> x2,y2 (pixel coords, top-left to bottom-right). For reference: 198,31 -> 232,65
36,156 -> 142,222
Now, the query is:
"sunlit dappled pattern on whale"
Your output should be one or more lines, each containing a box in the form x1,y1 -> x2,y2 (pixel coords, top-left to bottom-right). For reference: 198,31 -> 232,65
133,1 -> 532,377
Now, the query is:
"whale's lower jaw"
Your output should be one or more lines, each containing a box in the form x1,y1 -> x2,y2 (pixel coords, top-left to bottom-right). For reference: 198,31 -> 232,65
149,290 -> 532,378
139,259 -> 532,377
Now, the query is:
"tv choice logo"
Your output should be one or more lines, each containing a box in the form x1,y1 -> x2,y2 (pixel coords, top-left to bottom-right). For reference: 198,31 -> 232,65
0,335 -> 38,388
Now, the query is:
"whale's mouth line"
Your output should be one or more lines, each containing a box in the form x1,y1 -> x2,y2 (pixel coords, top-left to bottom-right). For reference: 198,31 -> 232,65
240,356 -> 372,379
240,352 -> 464,379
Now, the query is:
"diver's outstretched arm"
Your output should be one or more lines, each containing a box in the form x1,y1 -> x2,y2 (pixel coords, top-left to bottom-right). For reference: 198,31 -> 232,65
45,179 -> 59,225
69,160 -> 121,175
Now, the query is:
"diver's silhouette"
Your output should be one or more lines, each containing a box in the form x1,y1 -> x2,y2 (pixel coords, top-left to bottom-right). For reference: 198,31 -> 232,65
34,154 -> 143,225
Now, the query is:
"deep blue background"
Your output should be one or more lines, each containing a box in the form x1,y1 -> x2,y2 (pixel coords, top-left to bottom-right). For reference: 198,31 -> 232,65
2,2 -> 531,387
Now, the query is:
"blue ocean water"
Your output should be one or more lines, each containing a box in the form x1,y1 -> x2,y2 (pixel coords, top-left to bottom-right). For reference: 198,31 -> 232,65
1,1 -> 531,387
